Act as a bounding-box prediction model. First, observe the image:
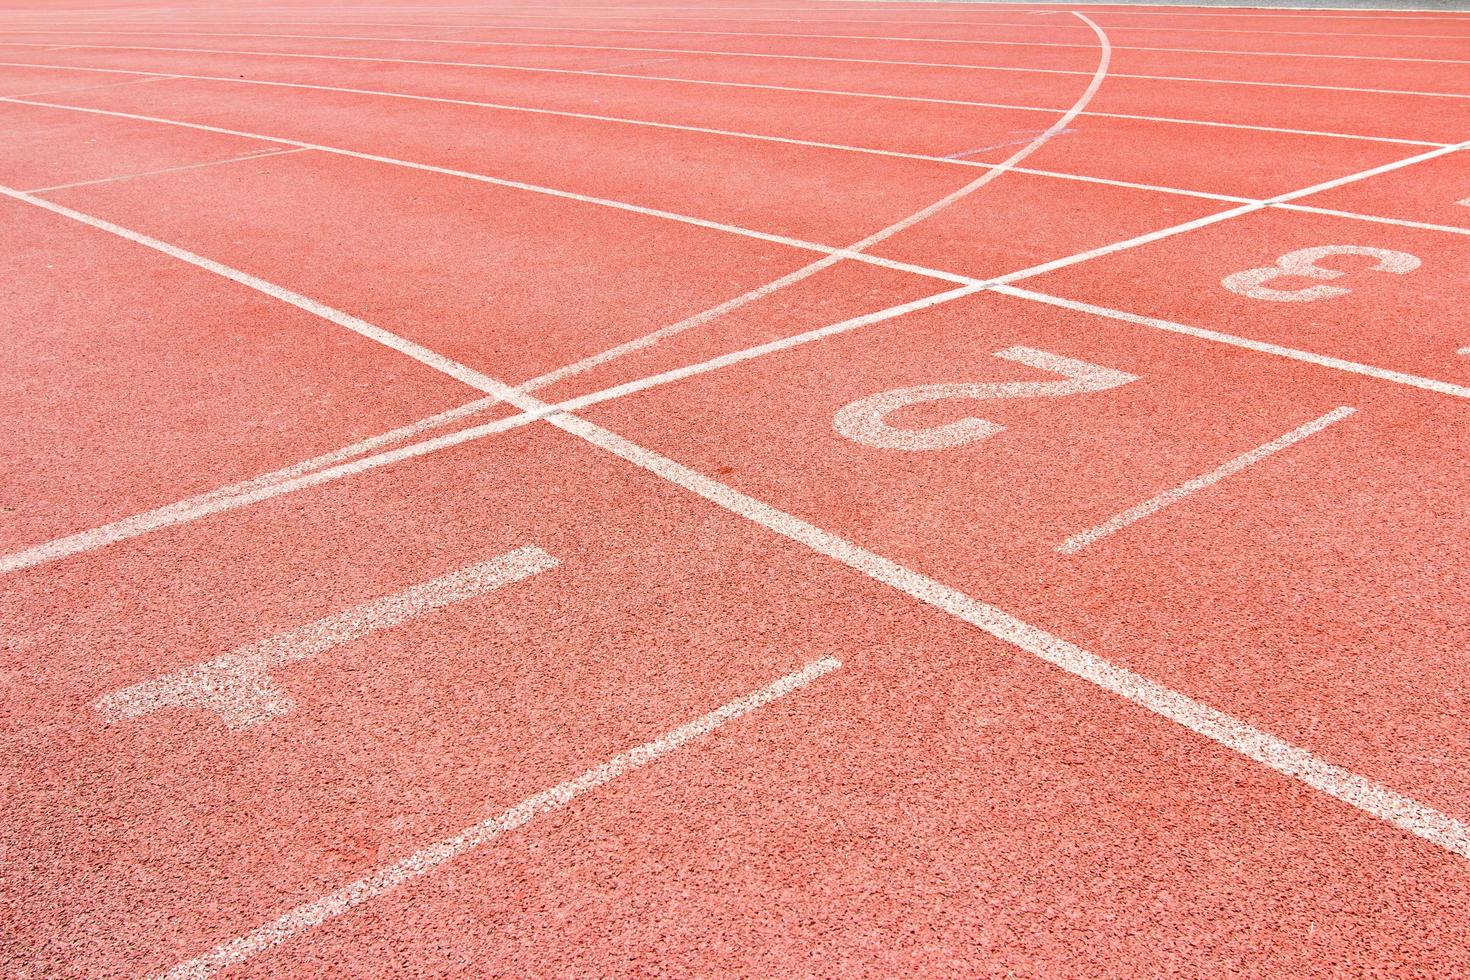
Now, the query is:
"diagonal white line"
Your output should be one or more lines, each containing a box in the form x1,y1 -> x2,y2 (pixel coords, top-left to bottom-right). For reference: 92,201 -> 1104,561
6,23 -> 1469,65
545,411 -> 1470,857
1,110 -> 1466,576
0,34 -> 1445,145
0,91 -> 979,288
994,285 -> 1470,400
530,9 -> 1107,385
160,655 -> 843,978
53,12 -> 1470,41
3,71 -> 177,99
8,28 -> 1466,101
1057,406 -> 1358,554
24,147 -> 308,193
0,182 -> 526,401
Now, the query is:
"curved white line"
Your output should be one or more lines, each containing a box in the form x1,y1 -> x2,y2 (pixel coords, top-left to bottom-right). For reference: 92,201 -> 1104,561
525,10 -> 1112,389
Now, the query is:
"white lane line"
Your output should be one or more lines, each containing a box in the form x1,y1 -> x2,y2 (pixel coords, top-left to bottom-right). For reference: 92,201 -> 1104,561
557,9 -> 1104,372
98,547 -> 558,729
554,282 -> 987,412
186,395 -> 506,505
0,408 -> 550,577
1056,406 -> 1357,555
4,71 -> 177,98
122,12 -> 1470,40
0,182 -> 531,402
7,29 -> 1468,101
162,655 -> 843,978
994,285 -> 1470,399
819,2 -> 1470,17
12,59 -> 1456,219
549,411 -> 1470,861
24,147 -> 308,193
0,284 -> 974,577
2,88 -> 1459,381
0,61 -> 1277,209
1274,201 -> 1470,237
982,138 -> 1470,287
552,282 -> 1470,423
1,118 -> 1464,577
0,393 -> 503,575
0,286 -> 967,577
10,3 -> 1464,20
32,34 -> 1425,146
0,92 -> 982,288
0,92 -> 1463,585
10,23 -> 1470,64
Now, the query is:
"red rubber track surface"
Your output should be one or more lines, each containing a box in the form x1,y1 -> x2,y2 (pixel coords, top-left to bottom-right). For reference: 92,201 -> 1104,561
4,1 -> 1470,976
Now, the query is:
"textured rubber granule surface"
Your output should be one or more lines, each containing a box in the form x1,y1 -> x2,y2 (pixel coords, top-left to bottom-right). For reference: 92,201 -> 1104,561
4,0 -> 1470,976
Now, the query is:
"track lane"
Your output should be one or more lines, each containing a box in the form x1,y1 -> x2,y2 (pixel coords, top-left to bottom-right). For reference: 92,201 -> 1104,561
0,52 -> 1419,201
0,188 -> 475,553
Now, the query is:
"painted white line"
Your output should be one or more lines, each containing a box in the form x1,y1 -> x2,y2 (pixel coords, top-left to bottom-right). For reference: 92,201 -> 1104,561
9,29 -> 1469,101
24,147 -> 308,194
1,88 -> 1464,584
1,85 -> 1456,364
1274,201 -> 1470,237
584,9 -> 1102,358
98,546 -> 558,728
556,284 -> 987,413
0,92 -> 984,288
4,71 -> 177,99
7,2 -> 1466,18
0,37 -> 1433,147
12,58 -> 1459,225
0,285 -> 975,577
162,655 -> 843,977
530,9 -> 1105,397
994,285 -> 1470,399
0,409 -> 550,577
8,3 -> 1467,20
117,12 -> 1470,41
819,2 -> 1470,17
1057,406 -> 1357,554
548,412 -> 1470,863
8,393 -> 504,572
12,23 -> 1470,64
0,182 -> 530,402
984,139 -> 1470,286
0,62 -> 1278,210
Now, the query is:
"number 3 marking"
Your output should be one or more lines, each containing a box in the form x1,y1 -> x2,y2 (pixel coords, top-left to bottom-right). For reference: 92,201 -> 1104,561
833,346 -> 1138,452
1222,245 -> 1420,303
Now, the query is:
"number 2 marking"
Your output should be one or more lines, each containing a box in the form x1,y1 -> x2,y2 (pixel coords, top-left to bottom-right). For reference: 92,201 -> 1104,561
833,346 -> 1138,452
1221,245 -> 1420,303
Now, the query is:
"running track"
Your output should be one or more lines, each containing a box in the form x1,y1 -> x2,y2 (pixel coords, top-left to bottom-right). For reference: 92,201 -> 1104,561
4,0 -> 1470,975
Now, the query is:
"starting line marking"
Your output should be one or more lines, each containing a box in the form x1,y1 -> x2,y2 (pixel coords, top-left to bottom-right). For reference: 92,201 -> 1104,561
96,546 -> 559,729
162,655 -> 843,978
1057,405 -> 1358,554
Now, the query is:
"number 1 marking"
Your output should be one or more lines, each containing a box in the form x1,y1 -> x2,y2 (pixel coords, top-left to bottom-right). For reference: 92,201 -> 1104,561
97,546 -> 559,729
